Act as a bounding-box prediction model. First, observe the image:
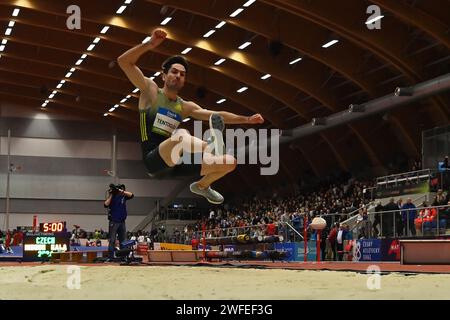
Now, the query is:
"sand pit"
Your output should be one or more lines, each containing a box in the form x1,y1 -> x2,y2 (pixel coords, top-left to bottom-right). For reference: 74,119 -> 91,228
1,265 -> 449,300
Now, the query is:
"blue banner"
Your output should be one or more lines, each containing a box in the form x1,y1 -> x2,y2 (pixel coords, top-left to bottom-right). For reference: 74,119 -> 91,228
223,245 -> 236,252
354,239 -> 381,261
274,242 -> 317,261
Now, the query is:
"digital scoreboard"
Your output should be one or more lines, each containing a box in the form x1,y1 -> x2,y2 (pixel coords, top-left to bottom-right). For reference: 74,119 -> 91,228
39,221 -> 67,233
23,232 -> 70,261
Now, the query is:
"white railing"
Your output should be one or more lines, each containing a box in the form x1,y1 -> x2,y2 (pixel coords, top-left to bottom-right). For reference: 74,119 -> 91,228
376,169 -> 432,187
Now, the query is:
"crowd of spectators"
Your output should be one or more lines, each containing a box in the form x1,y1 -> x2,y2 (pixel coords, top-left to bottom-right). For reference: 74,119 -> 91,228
172,178 -> 374,244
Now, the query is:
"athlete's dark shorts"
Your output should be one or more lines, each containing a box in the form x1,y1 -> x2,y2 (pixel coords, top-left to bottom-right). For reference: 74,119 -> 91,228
144,144 -> 202,177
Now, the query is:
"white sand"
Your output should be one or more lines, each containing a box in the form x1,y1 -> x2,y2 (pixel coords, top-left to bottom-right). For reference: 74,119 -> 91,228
0,265 -> 449,300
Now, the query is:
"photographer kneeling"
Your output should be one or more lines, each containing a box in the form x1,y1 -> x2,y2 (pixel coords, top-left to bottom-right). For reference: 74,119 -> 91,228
104,184 -> 134,260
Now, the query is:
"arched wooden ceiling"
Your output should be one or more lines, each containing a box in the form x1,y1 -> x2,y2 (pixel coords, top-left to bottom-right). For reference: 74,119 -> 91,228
0,0 -> 449,195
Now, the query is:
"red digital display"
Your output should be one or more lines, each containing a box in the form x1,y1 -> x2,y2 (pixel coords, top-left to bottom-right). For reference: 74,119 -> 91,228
39,221 -> 66,233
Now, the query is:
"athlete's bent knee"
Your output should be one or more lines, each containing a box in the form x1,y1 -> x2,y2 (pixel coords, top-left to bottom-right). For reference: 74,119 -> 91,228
171,129 -> 190,141
223,155 -> 237,172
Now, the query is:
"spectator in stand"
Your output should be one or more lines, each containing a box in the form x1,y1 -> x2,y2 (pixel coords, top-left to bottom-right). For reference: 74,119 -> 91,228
328,223 -> 338,261
441,156 -> 449,169
336,224 -> 347,261
320,228 -> 329,261
355,207 -> 369,239
373,201 -> 383,238
266,220 -> 276,236
401,198 -> 417,236
396,199 -> 404,237
412,159 -> 422,171
12,229 -> 23,246
4,230 -> 13,254
383,198 -> 398,238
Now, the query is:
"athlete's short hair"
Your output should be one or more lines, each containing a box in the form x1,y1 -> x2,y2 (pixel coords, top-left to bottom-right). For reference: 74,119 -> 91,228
161,55 -> 188,74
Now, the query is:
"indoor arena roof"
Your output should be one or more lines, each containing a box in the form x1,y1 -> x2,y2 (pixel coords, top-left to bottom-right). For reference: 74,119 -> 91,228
0,0 -> 449,193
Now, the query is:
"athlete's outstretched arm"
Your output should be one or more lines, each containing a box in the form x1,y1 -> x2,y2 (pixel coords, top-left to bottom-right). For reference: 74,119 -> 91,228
117,29 -> 166,94
183,101 -> 264,125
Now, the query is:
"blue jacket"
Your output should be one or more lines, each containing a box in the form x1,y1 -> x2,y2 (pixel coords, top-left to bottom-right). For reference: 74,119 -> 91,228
106,193 -> 133,223
401,203 -> 417,222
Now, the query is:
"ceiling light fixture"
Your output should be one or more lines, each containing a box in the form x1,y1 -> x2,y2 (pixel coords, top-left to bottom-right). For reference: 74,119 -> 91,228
322,40 -> 339,48
243,0 -> 256,7
215,21 -> 226,29
203,30 -> 216,38
100,26 -> 110,34
214,58 -> 226,66
289,57 -> 302,65
238,42 -> 251,50
160,17 -> 172,25
181,47 -> 192,54
116,6 -> 127,14
230,8 -> 244,17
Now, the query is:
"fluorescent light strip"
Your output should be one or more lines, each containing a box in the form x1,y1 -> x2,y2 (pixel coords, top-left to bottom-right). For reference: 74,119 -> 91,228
237,86 -> 248,93
322,39 -> 339,48
366,15 -> 384,25
133,88 -> 139,93
12,9 -> 20,17
81,54 -> 87,59
93,37 -> 101,44
181,47 -> 192,54
154,72 -> 160,76
0,45 -> 5,52
60,80 -> 66,84
52,91 -> 57,94
126,95 -> 131,99
1,39 -> 7,45
100,26 -> 110,34
203,30 -> 216,38
116,5 -> 127,14
243,0 -> 256,7
214,58 -> 226,66
75,59 -> 83,65
104,113 -> 108,117
65,72 -> 72,78
230,8 -> 244,17
161,17 -> 172,25
70,68 -> 76,72
125,0 -> 133,4
87,44 -> 95,51
56,83 -> 63,89
215,21 -> 226,29
261,74 -> 271,80
216,99 -> 226,104
49,94 -> 55,99
142,36 -> 151,44
41,103 -> 47,107
183,118 -> 190,123
5,28 -> 12,36
289,57 -> 302,65
8,21 -> 15,28
120,98 -> 127,103
109,107 -> 115,112
238,41 -> 251,50
150,76 -> 155,80
114,104 -> 119,108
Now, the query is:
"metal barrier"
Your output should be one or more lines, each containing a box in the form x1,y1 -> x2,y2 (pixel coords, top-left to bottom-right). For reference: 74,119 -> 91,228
191,221 -> 307,245
361,204 -> 449,238
376,169 -> 433,188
